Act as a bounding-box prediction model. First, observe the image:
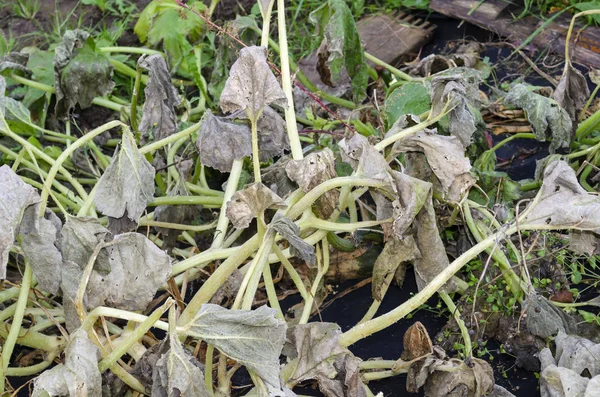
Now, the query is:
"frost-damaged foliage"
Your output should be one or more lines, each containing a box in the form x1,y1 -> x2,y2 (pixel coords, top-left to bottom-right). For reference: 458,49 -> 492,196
182,304 -> 286,389
245,105 -> 289,162
138,54 -> 181,143
94,128 -> 155,227
552,63 -> 590,130
0,165 -> 41,279
53,30 -> 115,113
226,182 -> 286,229
429,69 -> 481,147
220,46 -> 288,120
269,212 -> 316,266
523,293 -> 576,338
372,235 -> 420,300
539,332 -> 600,397
0,74 -> 39,133
283,323 -> 366,397
0,52 -> 29,75
391,120 -> 476,202
338,133 -> 390,182
523,160 -> 600,230
153,322 -> 210,397
505,84 -> 572,152
32,329 -> 101,397
60,217 -> 110,272
62,233 -> 171,330
286,148 -> 339,219
309,0 -> 368,102
196,110 -> 252,172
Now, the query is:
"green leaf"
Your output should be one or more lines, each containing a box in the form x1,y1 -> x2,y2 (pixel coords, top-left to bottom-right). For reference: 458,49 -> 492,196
82,0 -> 106,11
23,50 -> 54,107
505,84 -> 572,152
54,30 -> 115,113
578,310 -> 597,324
134,0 -> 205,69
309,0 -> 368,102
573,2 -> 600,25
385,82 -> 430,127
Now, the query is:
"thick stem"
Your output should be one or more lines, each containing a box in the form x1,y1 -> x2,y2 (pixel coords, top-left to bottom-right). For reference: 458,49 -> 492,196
211,159 -> 243,249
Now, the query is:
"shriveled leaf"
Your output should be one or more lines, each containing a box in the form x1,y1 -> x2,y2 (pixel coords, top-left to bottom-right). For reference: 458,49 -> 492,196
309,0 -> 368,101
385,82 -> 431,127
568,231 -> 600,256
263,156 -> 298,197
219,46 -> 287,119
372,235 -> 420,300
18,208 -> 63,294
0,165 -> 40,279
183,304 -> 286,388
283,323 -> 366,397
505,84 -> 572,152
392,129 -> 475,201
269,213 -> 316,266
59,217 -> 110,272
524,293 -> 576,338
552,63 -> 590,128
429,71 -> 481,148
225,182 -> 286,229
554,331 -> 600,377
423,358 -> 494,397
404,346 -> 446,393
32,329 -> 101,397
254,105 -> 289,161
0,52 -> 29,75
522,160 -> 600,231
54,30 -> 115,113
285,148 -> 339,219
138,54 -> 181,143
153,325 -> 209,397
539,346 -> 600,397
401,322 -> 433,361
339,133 -> 390,182
94,128 -> 155,224
195,110 -> 252,172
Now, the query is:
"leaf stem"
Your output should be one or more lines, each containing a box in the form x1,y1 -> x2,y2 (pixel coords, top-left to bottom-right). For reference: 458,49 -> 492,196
211,159 -> 243,249
364,52 -> 416,82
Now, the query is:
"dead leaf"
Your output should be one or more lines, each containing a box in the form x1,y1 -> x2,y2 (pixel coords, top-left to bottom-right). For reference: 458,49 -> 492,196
94,128 -> 155,225
401,322 -> 433,361
552,63 -> 590,130
253,106 -> 289,162
423,357 -> 494,397
183,304 -> 286,389
268,213 -> 316,266
523,293 -> 576,339
195,110 -> 252,172
372,235 -> 420,300
138,54 -> 181,143
60,216 -> 110,272
220,46 -> 287,120
339,133 -> 390,182
554,331 -> 600,377
0,165 -> 41,279
539,343 -> 600,397
226,182 -> 286,229
32,329 -> 101,397
286,148 -> 339,219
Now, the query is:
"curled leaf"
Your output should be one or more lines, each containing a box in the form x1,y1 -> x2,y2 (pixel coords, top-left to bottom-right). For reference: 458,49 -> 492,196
423,358 -> 494,397
53,30 -> 115,113
184,304 -> 287,388
94,128 -> 155,225
195,110 -> 252,172
255,105 -> 289,161
372,235 -> 420,300
283,323 -> 367,397
554,331 -> 600,377
0,165 -> 40,278
138,54 -> 181,143
505,84 -> 572,152
552,63 -> 590,129
60,217 -> 110,272
285,148 -> 339,219
32,329 -> 101,397
219,46 -> 287,119
226,182 -> 286,229
339,133 -> 390,182
524,293 -> 576,338
269,213 -> 316,266
401,321 -> 433,361
0,52 -> 29,75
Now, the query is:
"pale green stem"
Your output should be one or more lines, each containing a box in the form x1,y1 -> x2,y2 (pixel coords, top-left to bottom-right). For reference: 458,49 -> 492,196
39,120 -> 123,214
298,214 -> 389,232
238,234 -> 276,310
259,0 -> 275,47
205,344 -> 215,396
211,159 -> 243,249
1,263 -> 33,393
277,0 -> 302,160
148,195 -> 223,207
99,46 -> 163,56
262,259 -> 284,319
359,272 -> 393,324
139,219 -> 217,232
299,239 -> 329,324
4,352 -> 58,377
185,182 -> 224,197
250,113 -> 262,184
364,52 -> 416,82
439,291 -> 472,359
139,122 -> 201,154
273,244 -> 308,300
167,136 -> 188,184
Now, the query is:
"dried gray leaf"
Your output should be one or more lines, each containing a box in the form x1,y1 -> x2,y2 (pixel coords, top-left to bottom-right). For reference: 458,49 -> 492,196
255,106 -> 289,162
568,231 -> 600,256
94,128 -> 155,224
183,304 -> 287,388
60,216 -> 110,272
0,165 -> 40,279
0,52 -> 29,75
85,233 -> 171,311
392,130 -> 475,201
372,235 -> 420,300
195,110 -> 252,172
429,71 -> 481,147
423,358 -> 494,397
523,160 -> 600,231
285,148 -> 339,219
554,331 -> 600,377
539,344 -> 600,397
505,84 -> 572,152
269,213 -> 316,266
138,54 -> 181,143
524,293 -> 576,338
152,327 -> 209,397
263,156 -> 297,197
339,133 -> 390,182
220,46 -> 287,119
226,182 -> 286,229
552,63 -> 590,129
32,329 -> 101,397
18,208 -> 63,294
283,323 -> 366,397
